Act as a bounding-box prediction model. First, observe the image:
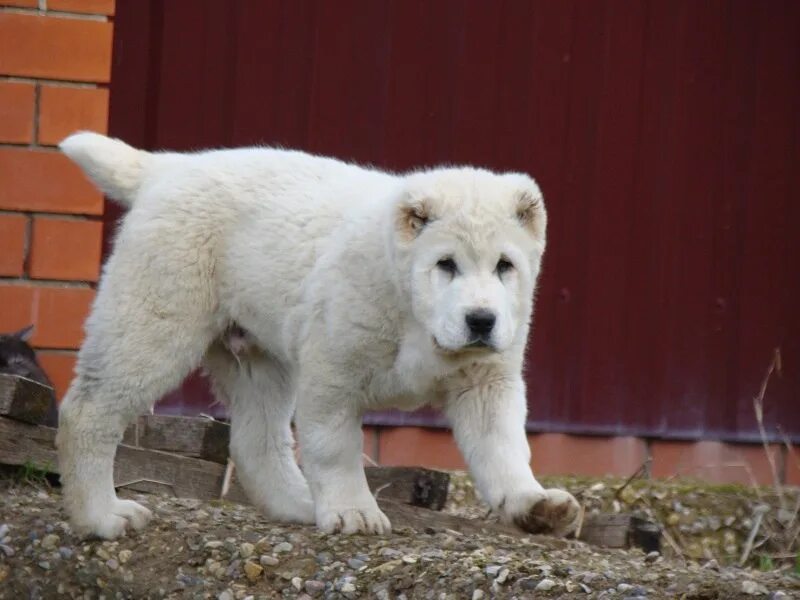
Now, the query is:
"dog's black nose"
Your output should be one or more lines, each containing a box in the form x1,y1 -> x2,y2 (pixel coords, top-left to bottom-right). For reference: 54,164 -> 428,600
465,309 -> 496,337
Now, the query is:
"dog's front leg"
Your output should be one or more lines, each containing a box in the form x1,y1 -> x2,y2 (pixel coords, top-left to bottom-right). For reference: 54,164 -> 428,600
446,376 -> 580,536
295,379 -> 391,535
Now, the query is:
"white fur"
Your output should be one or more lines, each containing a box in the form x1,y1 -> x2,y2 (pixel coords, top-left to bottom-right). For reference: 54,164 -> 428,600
56,131 -> 579,538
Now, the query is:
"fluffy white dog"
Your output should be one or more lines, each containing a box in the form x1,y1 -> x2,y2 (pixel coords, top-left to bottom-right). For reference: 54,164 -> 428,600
56,132 -> 580,539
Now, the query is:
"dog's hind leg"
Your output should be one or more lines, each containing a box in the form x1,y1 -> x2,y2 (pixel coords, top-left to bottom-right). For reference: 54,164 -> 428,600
204,347 -> 315,524
56,248 -> 217,539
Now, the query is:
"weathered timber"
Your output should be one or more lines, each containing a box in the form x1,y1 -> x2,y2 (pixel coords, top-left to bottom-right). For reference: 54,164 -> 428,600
0,374 -> 56,425
122,414 -> 230,463
367,466 -> 450,510
0,417 -> 447,509
577,512 -> 661,552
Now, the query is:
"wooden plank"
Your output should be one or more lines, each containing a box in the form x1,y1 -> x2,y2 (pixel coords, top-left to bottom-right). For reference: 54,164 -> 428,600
122,414 -> 230,464
0,374 -> 56,425
0,417 -> 448,508
367,466 -> 449,511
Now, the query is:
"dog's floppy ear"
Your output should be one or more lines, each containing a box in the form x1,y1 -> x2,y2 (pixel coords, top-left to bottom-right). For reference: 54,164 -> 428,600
396,196 -> 432,240
516,190 -> 546,241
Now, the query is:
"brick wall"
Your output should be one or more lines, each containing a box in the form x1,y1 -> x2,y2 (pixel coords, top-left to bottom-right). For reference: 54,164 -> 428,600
366,427 -> 800,487
0,0 -> 113,400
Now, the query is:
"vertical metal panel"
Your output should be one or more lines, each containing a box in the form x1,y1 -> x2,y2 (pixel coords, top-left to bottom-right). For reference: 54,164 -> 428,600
108,0 -> 800,440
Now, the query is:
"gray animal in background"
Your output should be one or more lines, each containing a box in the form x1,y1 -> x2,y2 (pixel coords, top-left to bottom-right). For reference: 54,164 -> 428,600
0,325 -> 59,426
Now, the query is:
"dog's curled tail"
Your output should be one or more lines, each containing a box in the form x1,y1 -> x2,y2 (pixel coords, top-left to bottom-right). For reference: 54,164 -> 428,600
59,132 -> 150,207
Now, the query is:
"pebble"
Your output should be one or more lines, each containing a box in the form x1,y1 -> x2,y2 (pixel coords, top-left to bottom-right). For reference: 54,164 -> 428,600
218,591 -> 234,600
471,591 -> 484,600
106,559 -> 119,571
742,581 -> 768,595
273,541 -> 293,553
243,561 -> 263,583
316,551 -> 333,565
291,576 -> 303,591
58,547 -> 73,560
38,560 -> 51,570
618,583 -> 634,592
644,551 -> 660,563
485,565 -> 501,577
401,554 -> 418,564
118,549 -> 132,564
341,582 -> 356,593
1,545 -> 15,557
535,578 -> 557,591
305,580 -> 326,596
40,533 -> 59,550
348,558 -> 366,570
239,542 -> 255,558
496,568 -> 509,584
259,554 -> 279,566
0,524 -> 9,539
205,540 -> 224,549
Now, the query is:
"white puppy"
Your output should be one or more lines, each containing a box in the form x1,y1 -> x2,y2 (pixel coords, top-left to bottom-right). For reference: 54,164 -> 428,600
56,132 -> 579,539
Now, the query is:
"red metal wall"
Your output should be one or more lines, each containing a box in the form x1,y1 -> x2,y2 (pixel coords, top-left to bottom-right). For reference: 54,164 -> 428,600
108,0 -> 800,441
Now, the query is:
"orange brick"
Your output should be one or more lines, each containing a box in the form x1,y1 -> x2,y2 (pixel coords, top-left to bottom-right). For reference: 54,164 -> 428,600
0,148 -> 103,214
378,427 -> 465,469
37,351 -> 77,401
38,85 -> 109,146
787,447 -> 800,487
0,213 -> 28,276
0,81 -> 35,143
48,0 -> 115,15
0,284 -> 36,333
0,14 -> 112,82
650,440 -> 781,486
29,217 -> 102,281
0,283 -> 93,348
0,0 -> 38,7
529,434 -> 648,477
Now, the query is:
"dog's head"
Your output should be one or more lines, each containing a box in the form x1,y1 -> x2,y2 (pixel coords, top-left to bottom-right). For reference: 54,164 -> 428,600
391,168 -> 547,357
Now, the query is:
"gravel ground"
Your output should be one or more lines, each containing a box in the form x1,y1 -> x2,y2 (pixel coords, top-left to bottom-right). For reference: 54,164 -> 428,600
0,477 -> 798,599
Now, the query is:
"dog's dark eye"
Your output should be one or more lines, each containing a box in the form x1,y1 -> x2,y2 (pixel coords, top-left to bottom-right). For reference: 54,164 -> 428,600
496,258 -> 514,275
436,258 -> 458,275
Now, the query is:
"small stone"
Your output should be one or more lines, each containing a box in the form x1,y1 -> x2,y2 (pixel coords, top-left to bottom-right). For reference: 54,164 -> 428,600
347,558 -> 365,570
401,554 -> 418,564
205,540 -> 224,549
0,524 -> 9,539
58,547 -> 73,560
485,565 -> 501,577
316,551 -> 333,565
118,549 -> 132,564
244,561 -> 263,583
274,542 -> 293,554
0,565 -> 9,583
341,582 -> 356,593
618,583 -> 634,592
95,547 -> 111,560
38,560 -> 51,570
292,577 -> 303,591
1,545 -> 15,557
535,578 -> 556,592
305,580 -> 326,596
742,581 -> 768,595
259,554 -> 279,567
239,542 -> 255,558
496,568 -> 509,584
471,591 -> 484,600
255,537 -> 270,553
218,591 -> 234,600
644,551 -> 660,563
106,559 -> 119,570
40,534 -> 59,550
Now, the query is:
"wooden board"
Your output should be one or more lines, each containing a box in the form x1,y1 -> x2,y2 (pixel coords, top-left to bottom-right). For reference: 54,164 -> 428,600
122,414 -> 230,463
0,374 -> 56,425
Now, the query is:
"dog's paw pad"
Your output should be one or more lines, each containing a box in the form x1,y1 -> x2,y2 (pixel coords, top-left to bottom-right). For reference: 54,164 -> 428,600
513,488 -> 580,536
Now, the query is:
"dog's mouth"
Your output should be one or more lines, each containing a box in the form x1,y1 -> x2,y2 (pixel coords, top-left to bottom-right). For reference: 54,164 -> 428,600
433,336 -> 496,356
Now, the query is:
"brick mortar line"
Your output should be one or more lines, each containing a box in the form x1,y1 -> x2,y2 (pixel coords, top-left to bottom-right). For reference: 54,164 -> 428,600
21,213 -> 32,277
0,209 -> 101,221
31,80 -> 41,145
0,277 -> 95,288
33,347 -> 78,354
1,76 -> 107,90
0,6 -> 109,21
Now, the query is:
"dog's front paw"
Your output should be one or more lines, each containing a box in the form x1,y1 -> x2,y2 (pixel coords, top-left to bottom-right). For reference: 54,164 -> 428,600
505,488 -> 580,537
316,502 -> 392,535
70,498 -> 153,540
